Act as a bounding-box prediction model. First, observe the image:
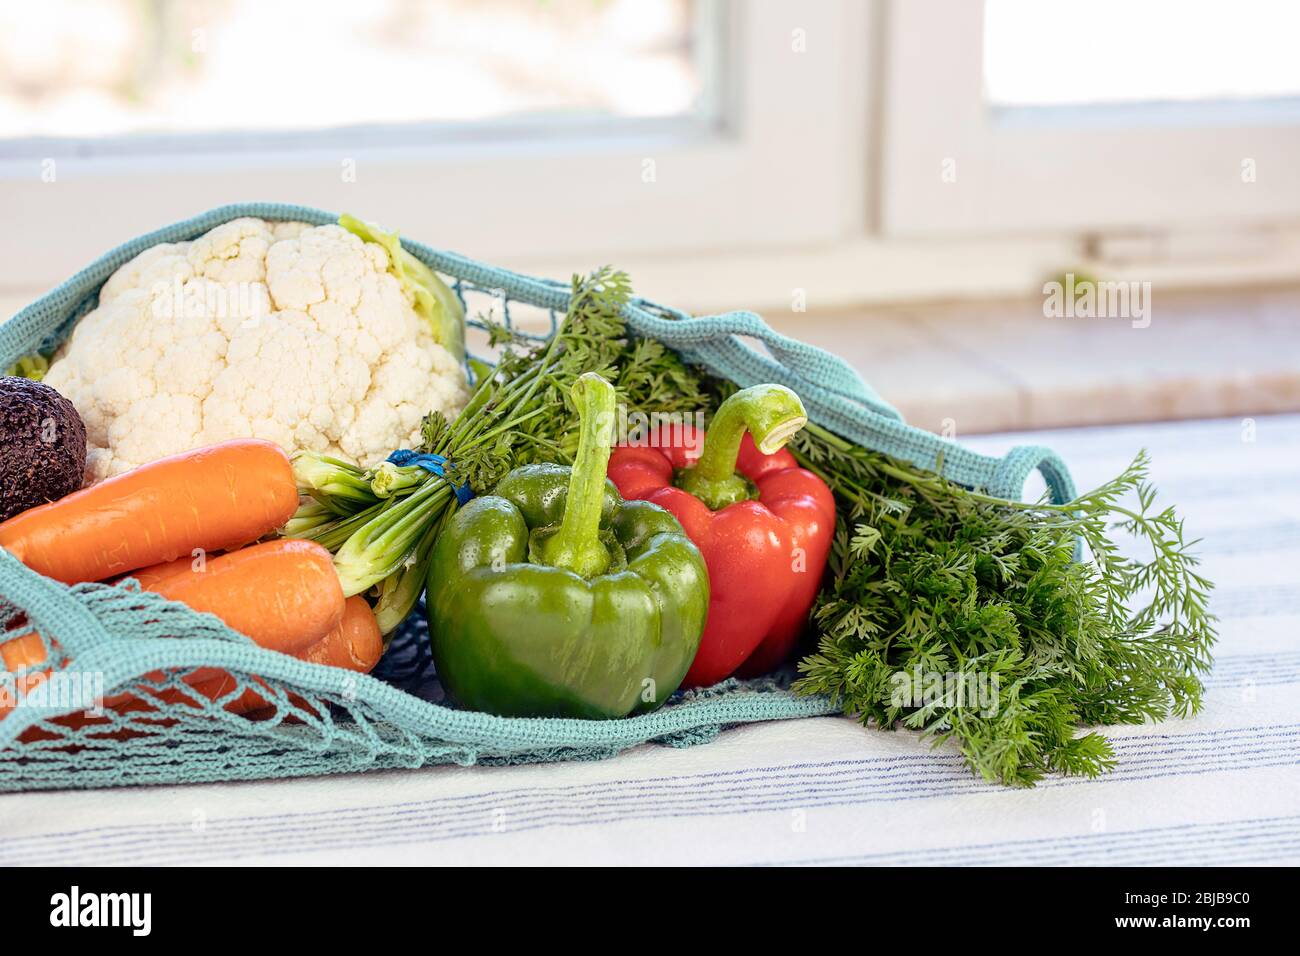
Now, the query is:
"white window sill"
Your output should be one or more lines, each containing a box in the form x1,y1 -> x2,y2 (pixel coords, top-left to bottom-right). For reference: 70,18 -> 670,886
761,284 -> 1300,435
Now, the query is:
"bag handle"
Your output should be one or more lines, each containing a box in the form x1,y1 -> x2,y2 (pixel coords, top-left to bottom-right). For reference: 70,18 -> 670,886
619,303 -> 1078,506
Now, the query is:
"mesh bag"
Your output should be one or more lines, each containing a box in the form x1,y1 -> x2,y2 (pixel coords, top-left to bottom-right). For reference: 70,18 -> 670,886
0,203 -> 1077,792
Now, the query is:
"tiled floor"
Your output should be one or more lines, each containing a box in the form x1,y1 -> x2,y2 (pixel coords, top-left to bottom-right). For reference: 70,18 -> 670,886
5,284 -> 1299,436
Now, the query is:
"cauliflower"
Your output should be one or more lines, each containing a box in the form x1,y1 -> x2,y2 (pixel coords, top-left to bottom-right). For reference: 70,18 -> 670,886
44,217 -> 469,482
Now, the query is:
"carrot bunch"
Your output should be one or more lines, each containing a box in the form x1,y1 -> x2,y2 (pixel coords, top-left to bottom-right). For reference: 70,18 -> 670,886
0,440 -> 384,722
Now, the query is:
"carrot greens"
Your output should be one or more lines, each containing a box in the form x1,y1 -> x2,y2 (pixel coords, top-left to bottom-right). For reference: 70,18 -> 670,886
790,426 -> 1216,786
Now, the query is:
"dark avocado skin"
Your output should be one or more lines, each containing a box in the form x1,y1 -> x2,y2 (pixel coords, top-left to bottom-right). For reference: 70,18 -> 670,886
0,376 -> 87,521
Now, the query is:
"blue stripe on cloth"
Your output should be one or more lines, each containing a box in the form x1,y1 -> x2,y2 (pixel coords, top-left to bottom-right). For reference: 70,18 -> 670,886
11,762 -> 1300,868
1203,652 -> 1300,688
7,723 -> 1295,847
6,726 -> 1297,842
5,724 -> 1298,866
762,815 -> 1300,867
1208,651 -> 1300,672
1211,584 -> 1300,619
10,720 -> 1295,846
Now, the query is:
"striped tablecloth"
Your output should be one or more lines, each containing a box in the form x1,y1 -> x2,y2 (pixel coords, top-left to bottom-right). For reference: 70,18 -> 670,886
3,414 -> 1298,866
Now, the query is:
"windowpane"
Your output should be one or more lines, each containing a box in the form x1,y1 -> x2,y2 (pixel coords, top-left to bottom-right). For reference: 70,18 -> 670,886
0,0 -> 707,143
984,0 -> 1300,107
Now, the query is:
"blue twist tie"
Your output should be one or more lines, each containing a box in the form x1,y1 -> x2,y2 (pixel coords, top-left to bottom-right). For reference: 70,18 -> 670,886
386,449 -> 474,506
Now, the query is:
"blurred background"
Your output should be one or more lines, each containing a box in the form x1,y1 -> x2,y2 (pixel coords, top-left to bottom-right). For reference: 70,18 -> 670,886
2,0 -> 1298,433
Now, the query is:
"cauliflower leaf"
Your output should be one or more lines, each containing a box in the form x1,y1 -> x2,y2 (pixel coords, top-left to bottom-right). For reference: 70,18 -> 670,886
340,213 -> 465,362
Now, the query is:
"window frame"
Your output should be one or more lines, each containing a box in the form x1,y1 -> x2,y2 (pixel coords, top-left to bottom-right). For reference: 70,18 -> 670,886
879,0 -> 1300,237
0,0 -> 871,293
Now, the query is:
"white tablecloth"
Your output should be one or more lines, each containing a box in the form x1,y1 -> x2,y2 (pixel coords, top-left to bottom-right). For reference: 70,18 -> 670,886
3,414 -> 1298,866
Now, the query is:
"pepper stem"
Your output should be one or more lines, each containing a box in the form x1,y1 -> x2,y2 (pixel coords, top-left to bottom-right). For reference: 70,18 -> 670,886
538,372 -> 617,578
677,384 -> 808,510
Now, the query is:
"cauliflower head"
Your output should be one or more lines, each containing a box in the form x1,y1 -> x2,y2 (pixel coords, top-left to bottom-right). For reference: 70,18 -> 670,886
44,218 -> 468,482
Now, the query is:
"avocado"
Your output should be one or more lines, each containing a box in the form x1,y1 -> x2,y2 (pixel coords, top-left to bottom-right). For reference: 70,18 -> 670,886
0,376 -> 87,521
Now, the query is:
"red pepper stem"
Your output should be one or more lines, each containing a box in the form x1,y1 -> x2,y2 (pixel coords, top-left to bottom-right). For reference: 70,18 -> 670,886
539,372 -> 616,578
680,385 -> 808,510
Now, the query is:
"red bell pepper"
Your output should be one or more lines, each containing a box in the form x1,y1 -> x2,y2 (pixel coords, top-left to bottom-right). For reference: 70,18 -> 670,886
607,384 -> 835,687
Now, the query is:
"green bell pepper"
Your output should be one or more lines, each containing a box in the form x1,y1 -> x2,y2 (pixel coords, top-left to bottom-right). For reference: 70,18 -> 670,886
426,372 -> 709,719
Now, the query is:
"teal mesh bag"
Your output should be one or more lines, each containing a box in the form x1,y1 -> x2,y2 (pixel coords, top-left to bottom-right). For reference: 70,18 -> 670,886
0,203 -> 1077,792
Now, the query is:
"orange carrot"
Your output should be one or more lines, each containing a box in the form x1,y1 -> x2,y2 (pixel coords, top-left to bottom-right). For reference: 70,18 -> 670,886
0,629 -> 51,718
149,540 -> 344,655
303,596 -> 384,672
0,439 -> 298,584
121,555 -> 202,590
0,629 -> 47,673
4,544 -> 374,725
89,540 -> 343,716
189,597 -> 383,716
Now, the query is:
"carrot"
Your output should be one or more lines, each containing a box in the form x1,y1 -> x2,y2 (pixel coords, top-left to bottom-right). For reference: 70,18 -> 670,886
0,439 -> 298,584
0,628 -> 51,719
0,628 -> 47,673
4,543 -> 373,726
189,597 -> 384,717
94,540 -> 344,713
120,555 -> 202,590
149,539 -> 344,655
303,596 -> 384,672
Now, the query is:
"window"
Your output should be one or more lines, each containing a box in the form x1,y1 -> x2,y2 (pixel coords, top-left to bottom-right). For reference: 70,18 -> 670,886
0,1 -> 866,295
0,0 -> 711,149
984,0 -> 1300,107
2,1 -> 1293,308
881,0 -> 1300,236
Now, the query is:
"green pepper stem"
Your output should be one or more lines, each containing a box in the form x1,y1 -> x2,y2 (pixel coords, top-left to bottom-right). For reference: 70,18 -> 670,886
678,384 -> 807,510
539,372 -> 617,578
